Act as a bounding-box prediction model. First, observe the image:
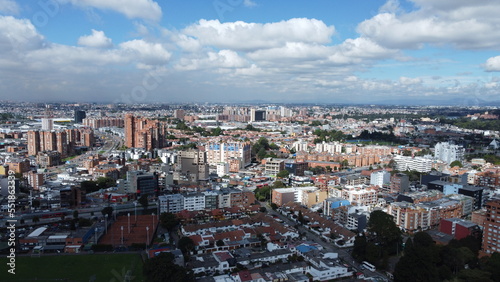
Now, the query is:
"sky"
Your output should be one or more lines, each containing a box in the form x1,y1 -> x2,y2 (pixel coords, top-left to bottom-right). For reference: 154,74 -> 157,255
1,0 -> 500,106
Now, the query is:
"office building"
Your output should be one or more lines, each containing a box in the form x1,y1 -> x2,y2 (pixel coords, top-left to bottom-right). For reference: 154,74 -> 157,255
74,110 -> 86,123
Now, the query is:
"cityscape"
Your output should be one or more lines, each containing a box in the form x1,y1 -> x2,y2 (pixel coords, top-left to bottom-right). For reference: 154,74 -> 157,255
0,102 -> 498,281
1,1 -> 500,282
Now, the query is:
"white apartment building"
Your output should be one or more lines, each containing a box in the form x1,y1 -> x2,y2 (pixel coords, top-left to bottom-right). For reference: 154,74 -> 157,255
159,194 -> 184,214
434,142 -> 465,164
370,170 -> 391,187
393,155 -> 433,172
183,193 -> 206,211
315,141 -> 342,154
292,140 -> 309,152
216,162 -> 229,177
206,140 -> 251,166
340,185 -> 378,207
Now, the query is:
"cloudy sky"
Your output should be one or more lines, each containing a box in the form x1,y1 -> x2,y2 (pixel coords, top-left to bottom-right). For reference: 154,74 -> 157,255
1,0 -> 500,105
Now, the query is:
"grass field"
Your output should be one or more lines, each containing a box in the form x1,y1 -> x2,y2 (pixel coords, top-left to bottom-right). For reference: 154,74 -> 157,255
0,253 -> 144,281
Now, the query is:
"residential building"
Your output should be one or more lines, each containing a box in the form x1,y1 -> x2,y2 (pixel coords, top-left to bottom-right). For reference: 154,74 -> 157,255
370,170 -> 390,187
439,218 -> 480,240
434,142 -> 465,164
480,199 -> 500,256
206,140 -> 251,167
390,173 -> 410,193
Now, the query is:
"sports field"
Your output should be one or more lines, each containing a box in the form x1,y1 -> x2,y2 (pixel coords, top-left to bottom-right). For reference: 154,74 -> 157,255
0,253 -> 144,281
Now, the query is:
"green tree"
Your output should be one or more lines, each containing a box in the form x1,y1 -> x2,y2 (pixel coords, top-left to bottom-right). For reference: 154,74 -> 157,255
352,235 -> 367,261
96,177 -> 116,189
138,194 -> 149,210
450,160 -> 463,167
101,206 -> 113,218
32,199 -> 40,209
216,239 -> 225,247
143,252 -> 195,282
178,236 -> 195,255
367,210 -> 402,257
160,212 -> 179,232
276,170 -> 290,178
211,127 -> 222,136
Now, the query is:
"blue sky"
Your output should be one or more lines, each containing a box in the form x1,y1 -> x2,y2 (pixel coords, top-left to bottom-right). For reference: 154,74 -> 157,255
0,0 -> 500,105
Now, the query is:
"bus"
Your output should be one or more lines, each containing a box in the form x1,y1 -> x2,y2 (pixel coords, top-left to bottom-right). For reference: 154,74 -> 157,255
362,261 -> 376,272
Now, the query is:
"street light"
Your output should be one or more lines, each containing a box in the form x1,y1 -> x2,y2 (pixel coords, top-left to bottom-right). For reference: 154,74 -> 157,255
128,213 -> 130,234
152,213 -> 155,231
146,226 -> 149,248
94,227 -> 98,244
121,226 -> 124,245
134,202 -> 137,222
105,214 -> 108,234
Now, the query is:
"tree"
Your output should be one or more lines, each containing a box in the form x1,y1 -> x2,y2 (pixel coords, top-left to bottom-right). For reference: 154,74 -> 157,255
101,206 -> 113,218
32,199 -> 40,209
367,210 -> 402,255
178,236 -> 195,255
270,203 -> 278,210
96,177 -> 116,189
352,235 -> 367,261
160,212 -> 179,232
216,239 -> 225,247
32,216 -> 40,223
73,210 -> 79,219
402,150 -> 412,156
276,170 -> 289,178
259,206 -> 267,213
211,126 -> 222,136
271,180 -> 286,188
138,194 -> 149,210
143,252 -> 195,282
450,160 -> 463,167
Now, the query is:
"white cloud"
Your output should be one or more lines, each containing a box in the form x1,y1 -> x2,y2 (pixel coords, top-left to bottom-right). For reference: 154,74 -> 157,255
399,76 -> 422,85
119,39 -> 171,66
243,0 -> 257,8
0,16 -> 44,52
0,0 -> 19,15
175,50 -> 249,71
78,29 -> 112,48
182,18 -> 335,52
484,56 -> 500,72
59,0 -> 162,21
358,1 -> 500,49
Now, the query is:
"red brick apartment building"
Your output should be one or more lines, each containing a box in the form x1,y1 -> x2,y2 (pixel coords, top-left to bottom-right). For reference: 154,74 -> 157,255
481,199 -> 500,257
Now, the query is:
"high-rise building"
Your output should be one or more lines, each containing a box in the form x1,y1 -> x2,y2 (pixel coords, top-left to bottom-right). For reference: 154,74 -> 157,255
434,142 -> 465,164
481,199 -> 500,256
174,109 -> 185,120
27,130 -> 41,156
206,140 -> 251,167
74,110 -> 86,123
125,113 -> 135,148
390,173 -> 410,193
124,114 -> 167,151
27,128 -> 93,157
370,170 -> 391,187
173,149 -> 209,184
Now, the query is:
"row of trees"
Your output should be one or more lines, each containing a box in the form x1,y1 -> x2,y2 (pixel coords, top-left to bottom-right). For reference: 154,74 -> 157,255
393,232 -> 498,282
251,137 -> 280,160
352,210 -> 402,269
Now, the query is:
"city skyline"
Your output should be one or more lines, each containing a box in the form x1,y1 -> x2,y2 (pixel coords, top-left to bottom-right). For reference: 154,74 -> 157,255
1,0 -> 500,105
